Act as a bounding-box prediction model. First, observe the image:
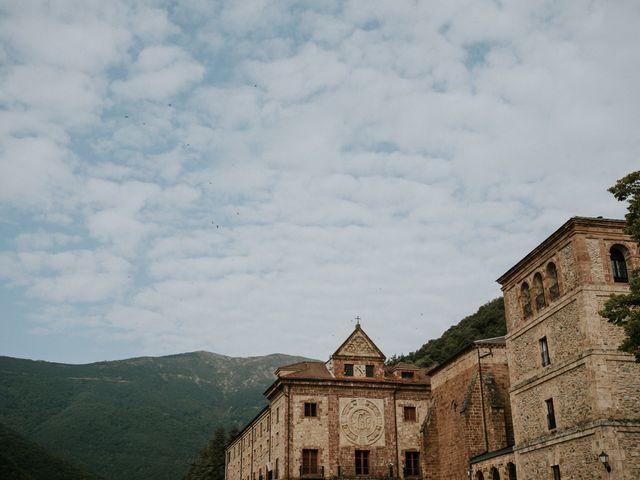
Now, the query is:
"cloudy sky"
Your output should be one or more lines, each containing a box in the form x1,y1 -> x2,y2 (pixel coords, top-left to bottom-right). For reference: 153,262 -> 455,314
1,1 -> 639,364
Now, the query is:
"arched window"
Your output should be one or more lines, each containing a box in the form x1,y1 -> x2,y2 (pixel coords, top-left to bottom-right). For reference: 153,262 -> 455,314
534,273 -> 546,310
491,467 -> 500,480
521,283 -> 532,319
610,246 -> 629,283
476,471 -> 484,480
507,463 -> 517,480
546,263 -> 560,300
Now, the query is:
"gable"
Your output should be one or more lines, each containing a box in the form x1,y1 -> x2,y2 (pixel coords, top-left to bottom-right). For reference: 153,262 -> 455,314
333,327 -> 385,359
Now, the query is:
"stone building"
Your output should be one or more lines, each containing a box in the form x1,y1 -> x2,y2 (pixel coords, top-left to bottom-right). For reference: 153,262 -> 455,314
225,217 -> 640,480
424,337 -> 515,480
498,217 -> 640,480
225,324 -> 431,480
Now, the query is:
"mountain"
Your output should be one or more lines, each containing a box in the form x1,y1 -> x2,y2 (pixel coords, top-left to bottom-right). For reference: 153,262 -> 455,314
0,421 -> 101,480
392,297 -> 506,368
0,351 -> 309,480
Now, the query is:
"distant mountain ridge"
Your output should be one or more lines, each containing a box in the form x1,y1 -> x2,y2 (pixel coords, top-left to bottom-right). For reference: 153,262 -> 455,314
0,351 -> 311,480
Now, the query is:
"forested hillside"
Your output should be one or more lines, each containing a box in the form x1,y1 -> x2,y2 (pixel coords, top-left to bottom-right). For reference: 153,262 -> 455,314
0,422 -> 101,480
0,352 -> 308,480
392,297 -> 506,368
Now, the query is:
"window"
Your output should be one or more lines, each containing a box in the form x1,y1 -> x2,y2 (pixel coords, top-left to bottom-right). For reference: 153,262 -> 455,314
304,402 -> 317,417
476,472 -> 484,480
491,467 -> 500,480
404,406 -> 417,421
401,371 -> 414,379
540,337 -> 551,366
546,398 -> 556,430
405,452 -> 420,476
547,262 -> 560,300
355,450 -> 369,475
521,283 -> 532,319
344,364 -> 354,376
610,247 -> 629,282
507,462 -> 517,480
366,364 -> 374,377
302,449 -> 318,475
275,458 -> 279,479
551,465 -> 561,480
276,407 -> 279,423
534,272 -> 546,310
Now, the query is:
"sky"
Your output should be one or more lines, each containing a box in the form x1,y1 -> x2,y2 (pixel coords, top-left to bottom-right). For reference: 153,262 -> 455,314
1,0 -> 639,364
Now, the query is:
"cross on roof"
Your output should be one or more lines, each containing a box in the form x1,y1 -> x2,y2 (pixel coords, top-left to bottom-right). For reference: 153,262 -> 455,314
355,315 -> 361,326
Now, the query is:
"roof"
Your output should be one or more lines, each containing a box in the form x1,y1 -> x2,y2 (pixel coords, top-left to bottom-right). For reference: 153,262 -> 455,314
275,361 -> 332,380
390,362 -> 421,371
469,445 -> 514,464
496,216 -> 626,285
331,324 -> 386,360
474,336 -> 506,345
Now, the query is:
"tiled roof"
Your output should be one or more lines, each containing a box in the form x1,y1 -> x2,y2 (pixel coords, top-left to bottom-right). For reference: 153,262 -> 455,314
474,336 -> 506,345
276,361 -> 333,379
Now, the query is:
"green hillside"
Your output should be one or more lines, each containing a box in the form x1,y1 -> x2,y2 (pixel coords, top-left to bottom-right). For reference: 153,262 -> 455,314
0,352 -> 308,480
393,297 -> 506,368
0,422 -> 100,480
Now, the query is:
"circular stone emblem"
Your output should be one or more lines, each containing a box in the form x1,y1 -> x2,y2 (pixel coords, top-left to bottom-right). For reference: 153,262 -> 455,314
340,399 -> 384,445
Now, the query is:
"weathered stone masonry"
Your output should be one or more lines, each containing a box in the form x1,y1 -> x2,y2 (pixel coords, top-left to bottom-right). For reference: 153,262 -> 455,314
226,217 -> 640,480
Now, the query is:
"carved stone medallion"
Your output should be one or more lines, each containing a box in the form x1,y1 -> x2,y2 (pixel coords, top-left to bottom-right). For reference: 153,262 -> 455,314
340,398 -> 384,445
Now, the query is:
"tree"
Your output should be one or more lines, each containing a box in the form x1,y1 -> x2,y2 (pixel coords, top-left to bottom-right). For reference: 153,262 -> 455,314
600,170 -> 640,361
184,425 -> 227,480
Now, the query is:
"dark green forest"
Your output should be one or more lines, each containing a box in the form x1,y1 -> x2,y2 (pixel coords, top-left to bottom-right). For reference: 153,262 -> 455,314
0,352 -> 308,480
390,297 -> 506,368
0,422 -> 101,480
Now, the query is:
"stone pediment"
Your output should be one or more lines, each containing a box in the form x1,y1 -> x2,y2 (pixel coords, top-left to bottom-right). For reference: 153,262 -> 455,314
333,326 -> 385,359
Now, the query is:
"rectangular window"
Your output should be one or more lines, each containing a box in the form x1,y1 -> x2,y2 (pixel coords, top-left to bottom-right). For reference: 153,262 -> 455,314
344,364 -> 354,376
401,371 -> 414,379
404,406 -> 417,422
355,450 -> 369,475
275,458 -> 279,479
302,449 -> 318,475
405,452 -> 420,477
546,398 -> 556,429
304,402 -> 317,417
366,364 -> 374,377
540,337 -> 551,366
552,465 -> 561,480
276,407 -> 280,423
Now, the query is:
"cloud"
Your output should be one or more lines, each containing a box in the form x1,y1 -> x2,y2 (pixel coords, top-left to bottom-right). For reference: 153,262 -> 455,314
0,136 -> 78,209
112,45 -> 205,100
0,0 -> 639,363
11,249 -> 131,303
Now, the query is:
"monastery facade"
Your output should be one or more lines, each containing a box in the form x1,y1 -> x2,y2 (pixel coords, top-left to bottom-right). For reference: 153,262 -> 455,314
225,217 -> 640,480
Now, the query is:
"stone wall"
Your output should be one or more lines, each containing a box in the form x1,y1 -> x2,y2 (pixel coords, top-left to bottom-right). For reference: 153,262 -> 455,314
507,297 -> 584,388
289,384 -> 429,479
470,451 -> 515,480
617,429 -> 640,479
512,360 -> 596,445
500,218 -> 640,480
426,345 -> 513,480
